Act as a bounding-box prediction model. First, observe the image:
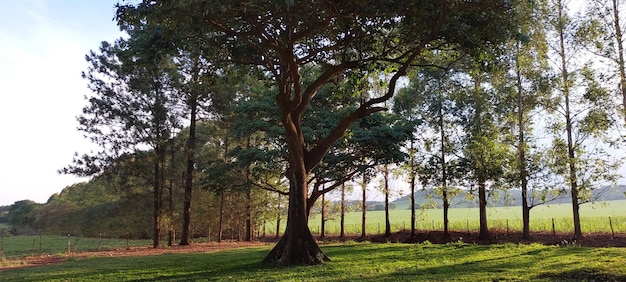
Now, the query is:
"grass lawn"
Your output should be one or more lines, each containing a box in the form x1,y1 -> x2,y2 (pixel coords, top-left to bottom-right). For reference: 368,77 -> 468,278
1,242 -> 625,281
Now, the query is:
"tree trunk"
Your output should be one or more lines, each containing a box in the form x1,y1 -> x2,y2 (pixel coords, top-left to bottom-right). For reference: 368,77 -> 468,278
340,182 -> 346,239
245,136 -> 253,242
167,172 -> 174,246
383,165 -> 391,237
180,91 -> 197,246
152,172 -> 161,248
557,0 -> 582,240
218,193 -> 224,243
263,169 -> 329,265
478,178 -> 489,240
275,194 -> 281,239
438,100 -> 450,238
321,192 -> 325,239
515,42 -> 532,240
152,144 -> 165,248
409,139 -> 416,240
245,189 -> 253,241
361,174 -> 367,239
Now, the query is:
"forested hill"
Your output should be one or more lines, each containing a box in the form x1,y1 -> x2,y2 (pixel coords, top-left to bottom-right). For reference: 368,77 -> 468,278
391,185 -> 626,210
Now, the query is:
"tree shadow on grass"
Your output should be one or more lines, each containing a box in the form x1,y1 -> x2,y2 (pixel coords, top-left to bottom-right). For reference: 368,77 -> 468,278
535,268 -> 626,282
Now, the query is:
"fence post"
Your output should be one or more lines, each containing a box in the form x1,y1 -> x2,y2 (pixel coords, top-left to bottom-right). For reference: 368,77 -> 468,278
551,218 -> 556,237
609,217 -> 615,239
466,220 -> 470,235
67,234 -> 71,255
506,219 -> 509,235
99,233 -> 102,251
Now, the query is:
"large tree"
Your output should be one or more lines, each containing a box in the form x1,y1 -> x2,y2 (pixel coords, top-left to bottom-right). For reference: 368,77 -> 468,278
117,0 -> 515,265
62,27 -> 182,248
546,0 -> 622,240
394,67 -> 463,239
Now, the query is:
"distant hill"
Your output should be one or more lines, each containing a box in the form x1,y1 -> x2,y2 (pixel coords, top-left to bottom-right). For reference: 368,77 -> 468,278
390,185 -> 626,210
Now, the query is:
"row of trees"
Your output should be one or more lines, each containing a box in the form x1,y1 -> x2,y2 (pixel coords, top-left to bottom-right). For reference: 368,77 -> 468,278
42,0 -> 626,266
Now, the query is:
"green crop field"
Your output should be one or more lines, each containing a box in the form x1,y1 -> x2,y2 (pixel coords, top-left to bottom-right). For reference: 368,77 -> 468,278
2,242 -> 625,281
0,234 -> 151,258
306,200 -> 626,236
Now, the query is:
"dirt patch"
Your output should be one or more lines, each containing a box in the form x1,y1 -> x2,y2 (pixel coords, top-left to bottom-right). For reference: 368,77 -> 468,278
2,231 -> 624,270
0,241 -> 267,271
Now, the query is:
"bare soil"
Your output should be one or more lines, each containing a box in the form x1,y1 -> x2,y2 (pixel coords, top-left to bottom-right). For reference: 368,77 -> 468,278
2,231 -> 624,271
0,241 -> 267,271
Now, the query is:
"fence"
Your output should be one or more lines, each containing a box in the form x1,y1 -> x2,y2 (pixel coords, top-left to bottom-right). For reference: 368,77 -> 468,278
303,216 -> 626,238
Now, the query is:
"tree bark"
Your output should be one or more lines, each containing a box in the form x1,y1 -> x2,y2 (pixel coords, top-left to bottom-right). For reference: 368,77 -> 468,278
383,165 -> 391,237
152,142 -> 165,248
361,174 -> 367,239
340,182 -> 346,239
275,194 -> 281,239
263,169 -> 329,265
557,0 -> 582,240
478,177 -> 489,240
245,136 -> 253,242
218,193 -> 224,243
180,87 -> 197,246
409,139 -> 416,240
515,42 -> 532,240
320,192 -> 326,238
245,189 -> 253,241
438,98 -> 450,238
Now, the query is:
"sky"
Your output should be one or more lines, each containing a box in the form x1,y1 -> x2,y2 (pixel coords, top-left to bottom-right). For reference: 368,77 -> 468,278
0,1 -> 124,206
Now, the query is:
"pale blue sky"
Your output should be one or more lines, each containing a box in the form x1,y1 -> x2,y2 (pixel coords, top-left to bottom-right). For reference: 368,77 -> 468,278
0,1 -> 123,206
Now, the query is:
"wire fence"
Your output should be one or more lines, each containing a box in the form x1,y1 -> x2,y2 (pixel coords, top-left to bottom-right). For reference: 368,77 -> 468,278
1,216 -> 624,258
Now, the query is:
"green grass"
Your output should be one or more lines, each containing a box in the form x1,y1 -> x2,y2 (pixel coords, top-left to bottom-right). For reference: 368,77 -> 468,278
0,235 -> 151,258
2,242 -> 625,281
306,200 -> 626,236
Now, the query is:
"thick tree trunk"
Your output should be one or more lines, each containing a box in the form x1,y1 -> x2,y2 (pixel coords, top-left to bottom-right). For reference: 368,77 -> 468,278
263,169 -> 329,265
478,178 -> 489,240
